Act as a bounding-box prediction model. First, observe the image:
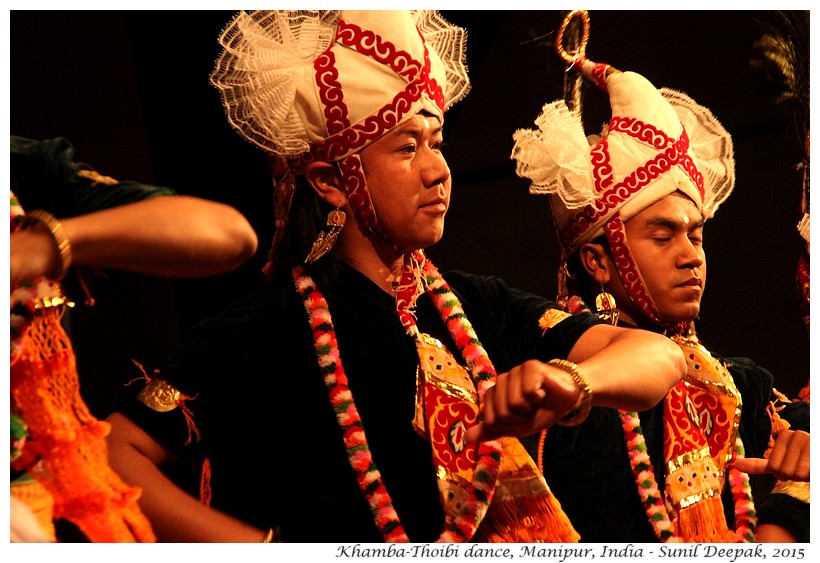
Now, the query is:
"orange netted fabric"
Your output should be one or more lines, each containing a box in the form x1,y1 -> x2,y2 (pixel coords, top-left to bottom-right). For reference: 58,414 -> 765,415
10,304 -> 156,542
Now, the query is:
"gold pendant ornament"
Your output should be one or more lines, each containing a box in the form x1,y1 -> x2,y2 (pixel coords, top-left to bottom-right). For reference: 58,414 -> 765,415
595,289 -> 619,325
138,378 -> 182,412
305,209 -> 346,264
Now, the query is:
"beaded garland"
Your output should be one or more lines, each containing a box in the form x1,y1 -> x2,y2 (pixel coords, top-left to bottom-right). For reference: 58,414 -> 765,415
292,256 -> 504,543
565,294 -> 755,542
619,410 -> 679,542
618,410 -> 756,542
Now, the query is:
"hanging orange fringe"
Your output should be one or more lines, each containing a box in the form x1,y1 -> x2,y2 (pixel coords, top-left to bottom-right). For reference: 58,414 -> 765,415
676,494 -> 737,542
473,438 -> 579,542
10,304 -> 156,542
475,486 -> 579,542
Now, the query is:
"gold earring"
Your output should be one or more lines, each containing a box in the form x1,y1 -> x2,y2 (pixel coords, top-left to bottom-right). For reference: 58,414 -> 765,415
595,285 -> 619,326
305,209 -> 346,264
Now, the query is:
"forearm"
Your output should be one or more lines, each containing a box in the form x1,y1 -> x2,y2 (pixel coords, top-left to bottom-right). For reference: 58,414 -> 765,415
13,196 -> 258,284
567,324 -> 686,412
123,453 -> 263,542
64,195 -> 258,277
106,413 -> 264,542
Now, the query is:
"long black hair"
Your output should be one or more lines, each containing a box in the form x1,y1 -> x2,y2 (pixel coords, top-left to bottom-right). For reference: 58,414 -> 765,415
267,172 -> 345,289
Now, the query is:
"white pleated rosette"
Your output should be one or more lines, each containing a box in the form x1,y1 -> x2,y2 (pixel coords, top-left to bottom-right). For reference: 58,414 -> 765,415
661,87 -> 735,220
211,10 -> 337,156
210,10 -> 469,160
511,100 -> 596,209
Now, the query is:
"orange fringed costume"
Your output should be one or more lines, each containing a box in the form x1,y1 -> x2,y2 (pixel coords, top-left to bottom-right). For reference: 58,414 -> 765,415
10,192 -> 155,542
11,306 -> 155,542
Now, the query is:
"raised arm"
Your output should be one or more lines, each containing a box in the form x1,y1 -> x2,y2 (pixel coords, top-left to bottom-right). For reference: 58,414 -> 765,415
564,323 -> 687,410
11,195 -> 258,286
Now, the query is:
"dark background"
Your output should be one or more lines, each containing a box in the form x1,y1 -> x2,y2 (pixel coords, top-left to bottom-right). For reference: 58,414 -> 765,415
10,11 -> 810,418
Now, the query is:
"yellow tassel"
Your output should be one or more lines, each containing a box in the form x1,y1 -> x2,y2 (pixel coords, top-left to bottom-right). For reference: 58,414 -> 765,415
764,401 -> 791,457
676,495 -> 736,542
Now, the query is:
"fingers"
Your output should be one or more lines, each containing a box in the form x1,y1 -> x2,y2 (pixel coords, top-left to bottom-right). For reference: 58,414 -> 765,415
467,360 -> 578,443
471,364 -> 538,442
732,457 -> 769,475
482,362 -> 545,425
766,430 -> 810,482
732,430 -> 810,482
464,422 -> 484,444
10,229 -> 58,285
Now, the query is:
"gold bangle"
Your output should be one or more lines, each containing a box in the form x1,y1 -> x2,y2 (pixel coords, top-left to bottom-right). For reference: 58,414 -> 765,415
548,359 -> 593,427
22,210 -> 72,280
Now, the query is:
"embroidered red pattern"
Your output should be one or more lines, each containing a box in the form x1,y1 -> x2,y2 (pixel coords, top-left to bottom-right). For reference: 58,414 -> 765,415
590,61 -> 610,91
307,19 -> 444,166
605,216 -> 666,326
339,154 -> 386,240
559,118 -> 702,251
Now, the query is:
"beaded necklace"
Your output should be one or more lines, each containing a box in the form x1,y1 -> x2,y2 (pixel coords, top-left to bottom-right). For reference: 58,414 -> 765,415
292,257 -> 503,543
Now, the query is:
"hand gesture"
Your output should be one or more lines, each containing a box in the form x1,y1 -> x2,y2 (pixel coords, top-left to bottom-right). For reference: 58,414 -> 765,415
466,359 -> 580,443
733,430 -> 810,482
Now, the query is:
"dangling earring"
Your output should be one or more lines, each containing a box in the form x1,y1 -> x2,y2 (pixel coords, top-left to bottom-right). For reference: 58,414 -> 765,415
305,209 -> 346,264
595,284 -> 619,325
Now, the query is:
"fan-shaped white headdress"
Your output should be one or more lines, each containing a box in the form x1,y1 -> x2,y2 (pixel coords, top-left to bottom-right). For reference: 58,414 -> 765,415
211,10 -> 469,170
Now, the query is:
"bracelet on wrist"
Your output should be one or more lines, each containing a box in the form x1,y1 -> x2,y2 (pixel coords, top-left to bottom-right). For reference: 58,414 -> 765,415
22,210 -> 72,280
548,359 -> 593,427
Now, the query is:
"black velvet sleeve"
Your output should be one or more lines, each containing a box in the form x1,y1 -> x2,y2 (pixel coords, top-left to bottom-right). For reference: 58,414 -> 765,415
442,270 -> 608,369
112,284 -> 288,452
756,494 -> 811,542
10,135 -> 176,217
111,313 -> 227,466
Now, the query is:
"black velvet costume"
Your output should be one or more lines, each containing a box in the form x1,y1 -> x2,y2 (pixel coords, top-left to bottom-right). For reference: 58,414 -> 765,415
524,346 -> 810,542
114,264 -> 606,542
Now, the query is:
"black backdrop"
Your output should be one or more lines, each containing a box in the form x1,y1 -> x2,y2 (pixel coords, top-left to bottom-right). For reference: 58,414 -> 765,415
10,11 -> 810,418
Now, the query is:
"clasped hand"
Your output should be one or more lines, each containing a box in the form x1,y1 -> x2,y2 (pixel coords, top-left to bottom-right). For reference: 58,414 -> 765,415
465,359 -> 580,443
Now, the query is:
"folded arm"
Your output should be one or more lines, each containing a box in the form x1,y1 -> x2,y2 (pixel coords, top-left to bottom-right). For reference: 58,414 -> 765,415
468,324 -> 686,442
